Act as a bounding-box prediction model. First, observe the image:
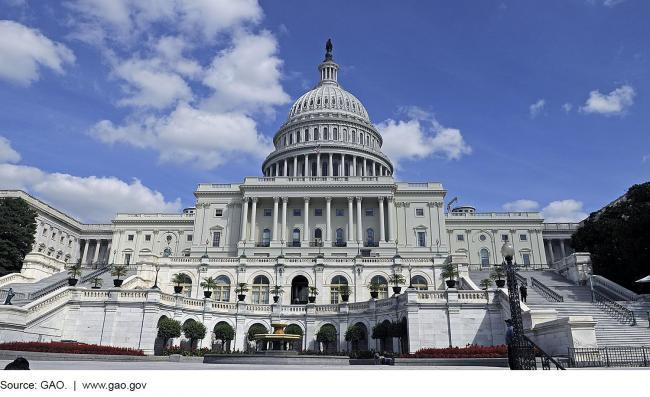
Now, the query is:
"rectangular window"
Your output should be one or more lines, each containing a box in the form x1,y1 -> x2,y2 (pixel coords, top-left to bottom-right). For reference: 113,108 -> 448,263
212,232 -> 221,247
417,231 -> 426,247
365,209 -> 374,216
335,209 -> 344,216
293,209 -> 301,217
502,234 -> 509,241
415,208 -> 424,217
263,208 -> 272,217
522,253 -> 531,265
457,234 -> 465,242
60,236 -> 64,243
145,234 -> 151,241
215,209 -> 223,217
519,234 -> 527,241
128,234 -> 134,241
187,234 -> 193,242
124,253 -> 131,265
315,208 -> 323,216
51,233 -> 56,240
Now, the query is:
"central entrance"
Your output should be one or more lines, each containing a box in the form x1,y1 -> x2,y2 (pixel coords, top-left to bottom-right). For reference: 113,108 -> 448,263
291,275 -> 309,304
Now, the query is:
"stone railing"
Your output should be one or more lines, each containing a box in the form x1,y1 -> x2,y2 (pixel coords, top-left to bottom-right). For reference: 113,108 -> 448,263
553,253 -> 593,285
416,291 -> 446,303
0,273 -> 34,287
348,301 -> 370,312
458,291 -> 490,303
315,304 -> 338,313
590,275 -> 639,302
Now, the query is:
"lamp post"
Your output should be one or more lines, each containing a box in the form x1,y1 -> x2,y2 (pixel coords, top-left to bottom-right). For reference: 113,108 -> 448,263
408,264 -> 413,289
502,241 -> 533,370
152,264 -> 160,289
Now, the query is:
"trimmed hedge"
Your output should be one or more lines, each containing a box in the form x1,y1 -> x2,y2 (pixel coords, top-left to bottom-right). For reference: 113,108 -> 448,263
403,345 -> 507,358
0,341 -> 144,356
162,346 -> 211,357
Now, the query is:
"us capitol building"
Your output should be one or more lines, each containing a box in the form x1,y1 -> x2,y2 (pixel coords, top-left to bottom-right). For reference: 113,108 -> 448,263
3,42 -> 620,357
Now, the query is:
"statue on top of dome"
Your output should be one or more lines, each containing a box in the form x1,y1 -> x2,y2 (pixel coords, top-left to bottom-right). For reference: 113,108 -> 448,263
325,38 -> 333,61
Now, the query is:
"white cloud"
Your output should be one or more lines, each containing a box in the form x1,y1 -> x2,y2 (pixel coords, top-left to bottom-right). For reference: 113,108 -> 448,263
503,199 -> 540,212
602,0 -> 625,7
542,200 -> 588,223
562,103 -> 573,113
642,154 -> 650,163
529,99 -> 545,118
377,108 -> 472,167
202,31 -> 290,113
0,20 -> 75,85
580,84 -> 635,116
0,137 -> 180,223
91,104 -> 273,169
0,137 -> 21,163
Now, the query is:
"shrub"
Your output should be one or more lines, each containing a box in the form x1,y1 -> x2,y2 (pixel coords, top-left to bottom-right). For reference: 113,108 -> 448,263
284,324 -> 303,336
182,321 -> 207,351
0,341 -> 144,356
349,350 -> 375,359
157,318 -> 181,347
402,345 -> 507,358
316,325 -> 337,351
213,322 -> 235,350
344,325 -> 364,343
247,324 -> 268,341
163,346 -> 211,357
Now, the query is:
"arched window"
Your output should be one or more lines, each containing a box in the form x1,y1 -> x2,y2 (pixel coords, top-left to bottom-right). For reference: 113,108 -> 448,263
323,127 -> 328,140
214,275 -> 231,302
330,275 -> 349,304
333,161 -> 339,176
314,128 -> 319,140
411,275 -> 428,290
289,134 -> 293,145
366,228 -> 375,246
336,228 -> 344,245
370,275 -> 388,299
322,161 -> 328,176
480,248 -> 490,268
297,131 -> 301,143
304,129 -> 309,141
352,130 -> 357,143
252,275 -> 270,304
262,229 -> 271,247
333,128 -> 338,140
314,228 -> 323,246
292,228 -> 301,247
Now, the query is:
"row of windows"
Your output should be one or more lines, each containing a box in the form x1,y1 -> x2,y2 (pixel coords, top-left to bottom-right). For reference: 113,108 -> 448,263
277,127 -> 379,149
290,95 -> 364,117
456,233 -> 529,242
478,248 -> 532,266
126,233 -> 193,242
217,207 -> 426,218
41,227 -> 74,247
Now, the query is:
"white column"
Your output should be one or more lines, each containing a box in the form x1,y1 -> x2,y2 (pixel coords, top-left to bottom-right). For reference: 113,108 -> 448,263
304,154 -> 309,176
363,158 -> 367,177
240,198 -> 249,241
272,197 -> 279,242
105,241 -> 112,264
249,198 -> 258,243
275,163 -> 279,176
387,197 -> 395,242
283,159 -> 288,176
356,197 -> 363,242
317,152 -> 321,177
325,197 -> 332,244
378,197 -> 385,242
281,197 -> 288,242
293,156 -> 298,177
303,198 -> 310,243
328,153 -> 333,176
347,197 -> 354,243
352,156 -> 357,176
92,239 -> 101,264
560,240 -> 567,260
372,162 -> 377,176
341,154 -> 345,176
81,239 -> 90,265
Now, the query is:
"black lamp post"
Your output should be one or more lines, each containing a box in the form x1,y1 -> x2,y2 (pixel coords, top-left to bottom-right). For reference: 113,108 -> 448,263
152,265 -> 160,289
502,241 -> 534,370
407,264 -> 413,289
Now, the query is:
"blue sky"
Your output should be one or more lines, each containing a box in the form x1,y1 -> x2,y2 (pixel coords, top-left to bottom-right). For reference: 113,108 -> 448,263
0,0 -> 648,223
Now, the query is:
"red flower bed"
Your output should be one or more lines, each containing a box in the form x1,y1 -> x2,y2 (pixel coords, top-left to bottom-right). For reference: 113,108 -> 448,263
0,341 -> 144,356
402,344 -> 507,358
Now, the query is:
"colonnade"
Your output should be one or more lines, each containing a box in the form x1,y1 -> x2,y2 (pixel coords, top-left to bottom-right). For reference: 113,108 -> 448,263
263,153 -> 390,178
80,238 -> 111,266
240,196 -> 396,247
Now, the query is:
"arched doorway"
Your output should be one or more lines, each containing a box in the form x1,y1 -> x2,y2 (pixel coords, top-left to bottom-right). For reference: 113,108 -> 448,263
350,322 -> 368,352
291,275 -> 309,304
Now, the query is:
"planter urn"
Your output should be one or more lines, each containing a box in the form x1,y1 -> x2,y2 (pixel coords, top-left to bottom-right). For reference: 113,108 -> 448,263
341,294 -> 350,302
237,294 -> 246,302
495,279 -> 506,288
370,291 -> 379,299
203,290 -> 212,299
392,286 -> 402,295
445,279 -> 456,288
68,278 -> 78,286
113,279 -> 123,288
308,296 -> 316,303
174,285 -> 183,294
273,295 -> 279,303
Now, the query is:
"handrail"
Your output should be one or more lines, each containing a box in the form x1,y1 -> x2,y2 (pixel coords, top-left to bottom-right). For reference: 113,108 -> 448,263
592,290 -> 636,325
531,277 -> 564,302
522,335 -> 565,370
27,266 -> 110,301
515,273 -> 528,286
590,275 -> 639,302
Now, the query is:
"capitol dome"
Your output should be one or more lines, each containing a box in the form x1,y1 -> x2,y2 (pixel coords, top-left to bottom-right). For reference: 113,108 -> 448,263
261,40 -> 393,178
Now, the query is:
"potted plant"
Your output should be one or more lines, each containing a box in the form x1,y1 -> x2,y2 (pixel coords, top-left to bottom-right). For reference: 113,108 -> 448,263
67,262 -> 82,286
338,285 -> 352,302
440,263 -> 459,288
200,276 -> 217,299
91,277 -> 103,289
111,264 -> 128,287
368,281 -> 383,299
308,286 -> 318,303
271,285 -> 283,303
479,278 -> 493,290
172,273 -> 187,294
490,264 -> 506,288
235,283 -> 248,302
388,274 -> 406,295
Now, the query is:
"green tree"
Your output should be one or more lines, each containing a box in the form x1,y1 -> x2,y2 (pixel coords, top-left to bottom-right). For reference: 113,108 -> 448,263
316,324 -> 337,352
247,323 -> 268,341
284,324 -> 303,336
0,197 -> 37,276
213,322 -> 235,351
182,320 -> 207,351
344,325 -> 365,351
157,318 -> 181,349
572,182 -> 650,292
